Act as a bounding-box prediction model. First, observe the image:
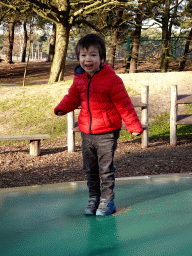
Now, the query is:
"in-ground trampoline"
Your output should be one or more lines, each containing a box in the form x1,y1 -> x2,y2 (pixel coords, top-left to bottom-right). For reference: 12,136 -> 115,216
1,174 -> 192,256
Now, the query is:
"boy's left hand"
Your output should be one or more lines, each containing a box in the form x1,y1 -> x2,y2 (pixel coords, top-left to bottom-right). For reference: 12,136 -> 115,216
132,132 -> 141,136
56,110 -> 64,116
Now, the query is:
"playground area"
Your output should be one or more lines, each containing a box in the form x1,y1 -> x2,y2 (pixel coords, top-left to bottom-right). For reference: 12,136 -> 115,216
0,60 -> 192,255
0,61 -> 192,188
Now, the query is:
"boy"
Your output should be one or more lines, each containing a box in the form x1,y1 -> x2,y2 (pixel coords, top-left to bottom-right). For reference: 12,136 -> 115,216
54,34 -> 143,216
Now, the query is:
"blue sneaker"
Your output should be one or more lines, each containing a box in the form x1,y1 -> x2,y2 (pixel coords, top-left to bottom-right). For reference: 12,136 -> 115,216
96,198 -> 116,216
84,197 -> 100,215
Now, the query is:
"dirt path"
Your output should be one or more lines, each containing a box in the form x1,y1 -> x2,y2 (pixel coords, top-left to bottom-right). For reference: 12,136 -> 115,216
0,61 -> 76,85
119,71 -> 192,116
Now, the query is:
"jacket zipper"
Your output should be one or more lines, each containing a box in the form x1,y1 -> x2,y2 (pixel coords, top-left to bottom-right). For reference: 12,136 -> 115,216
87,77 -> 92,134
86,68 -> 102,134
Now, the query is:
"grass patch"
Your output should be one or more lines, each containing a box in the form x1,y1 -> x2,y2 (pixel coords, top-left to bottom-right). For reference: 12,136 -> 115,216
148,112 -> 170,138
25,77 -> 45,82
186,105 -> 192,114
119,111 -> 192,141
0,82 -> 73,145
119,112 -> 170,141
0,83 -> 191,146
125,86 -> 139,97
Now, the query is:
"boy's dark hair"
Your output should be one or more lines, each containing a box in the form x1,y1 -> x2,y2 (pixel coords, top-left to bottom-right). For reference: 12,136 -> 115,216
75,34 -> 106,61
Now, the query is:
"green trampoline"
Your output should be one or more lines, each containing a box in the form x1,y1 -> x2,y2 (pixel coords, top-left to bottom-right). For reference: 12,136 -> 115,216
1,174 -> 192,256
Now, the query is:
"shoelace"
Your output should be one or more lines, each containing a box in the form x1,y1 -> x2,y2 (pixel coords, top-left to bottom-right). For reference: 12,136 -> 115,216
98,200 -> 109,209
88,198 -> 98,208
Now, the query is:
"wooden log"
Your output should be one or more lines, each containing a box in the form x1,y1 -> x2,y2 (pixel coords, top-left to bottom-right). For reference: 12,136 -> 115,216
177,115 -> 192,124
141,85 -> 149,148
0,134 -> 50,141
170,85 -> 178,146
30,140 -> 41,156
177,94 -> 192,104
67,111 -> 75,152
0,134 -> 50,156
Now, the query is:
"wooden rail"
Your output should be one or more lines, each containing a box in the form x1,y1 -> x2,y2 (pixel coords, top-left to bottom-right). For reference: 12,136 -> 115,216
67,85 -> 149,152
0,134 -> 50,156
170,85 -> 192,146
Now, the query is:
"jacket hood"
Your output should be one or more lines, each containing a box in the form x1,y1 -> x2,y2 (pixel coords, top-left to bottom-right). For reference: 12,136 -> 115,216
74,63 -> 115,77
74,65 -> 85,75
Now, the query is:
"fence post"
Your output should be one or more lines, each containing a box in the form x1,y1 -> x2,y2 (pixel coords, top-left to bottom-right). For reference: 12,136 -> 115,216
141,85 -> 149,148
67,111 -> 75,152
170,85 -> 177,146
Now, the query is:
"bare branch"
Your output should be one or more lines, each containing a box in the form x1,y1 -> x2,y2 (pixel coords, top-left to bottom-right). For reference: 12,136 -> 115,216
0,6 -> 12,21
24,0 -> 60,15
72,0 -> 134,17
0,1 -> 31,14
0,1 -> 17,11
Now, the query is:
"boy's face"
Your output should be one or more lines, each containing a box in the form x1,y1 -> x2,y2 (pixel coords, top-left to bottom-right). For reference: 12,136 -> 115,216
79,46 -> 103,77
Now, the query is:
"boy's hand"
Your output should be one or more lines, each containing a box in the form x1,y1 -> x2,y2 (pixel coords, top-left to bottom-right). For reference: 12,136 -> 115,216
56,110 -> 64,116
132,132 -> 141,136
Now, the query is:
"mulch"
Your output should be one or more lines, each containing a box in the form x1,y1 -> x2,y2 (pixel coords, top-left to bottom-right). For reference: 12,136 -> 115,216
0,136 -> 192,189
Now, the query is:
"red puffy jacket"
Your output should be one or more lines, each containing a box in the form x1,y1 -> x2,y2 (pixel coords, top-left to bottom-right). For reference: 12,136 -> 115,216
54,63 -> 143,135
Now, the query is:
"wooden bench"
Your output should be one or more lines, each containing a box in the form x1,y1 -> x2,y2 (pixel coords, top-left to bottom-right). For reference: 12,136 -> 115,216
0,134 -> 50,156
170,85 -> 192,146
67,85 -> 149,152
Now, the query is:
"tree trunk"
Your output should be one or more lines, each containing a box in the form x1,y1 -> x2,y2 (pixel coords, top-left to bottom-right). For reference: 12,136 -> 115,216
179,28 -> 192,71
108,8 -> 123,69
129,11 -> 142,73
160,0 -> 170,72
126,54 -> 131,71
108,29 -> 119,68
126,37 -> 132,71
48,23 -> 56,62
6,20 -> 15,64
21,20 -> 28,63
48,22 -> 70,84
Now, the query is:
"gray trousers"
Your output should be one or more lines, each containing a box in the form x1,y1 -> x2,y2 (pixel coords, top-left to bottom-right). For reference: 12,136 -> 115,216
81,130 -> 120,201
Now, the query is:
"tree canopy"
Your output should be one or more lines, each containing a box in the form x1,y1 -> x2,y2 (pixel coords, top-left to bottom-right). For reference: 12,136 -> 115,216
0,0 -> 191,80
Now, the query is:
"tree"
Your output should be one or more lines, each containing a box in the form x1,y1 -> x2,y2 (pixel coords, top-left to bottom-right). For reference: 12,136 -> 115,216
178,28 -> 192,71
125,0 -> 162,73
126,0 -> 188,73
47,23 -> 56,62
6,18 -> 15,63
0,2 -> 36,63
21,19 -> 28,62
179,0 -> 192,71
129,1 -> 143,73
0,0 -> 133,83
75,4 -> 129,68
106,8 -> 124,68
153,0 -> 186,72
160,0 -> 172,72
0,3 -> 19,63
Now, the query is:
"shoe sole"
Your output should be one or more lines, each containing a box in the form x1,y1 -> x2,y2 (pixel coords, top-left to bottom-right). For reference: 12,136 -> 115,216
96,206 -> 116,216
84,210 -> 96,215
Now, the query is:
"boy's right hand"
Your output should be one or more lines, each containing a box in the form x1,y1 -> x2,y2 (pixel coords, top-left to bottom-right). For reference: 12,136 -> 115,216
56,110 -> 64,116
132,132 -> 141,136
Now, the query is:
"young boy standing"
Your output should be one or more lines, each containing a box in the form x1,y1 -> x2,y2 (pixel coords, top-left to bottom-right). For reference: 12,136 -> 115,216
54,34 -> 143,216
